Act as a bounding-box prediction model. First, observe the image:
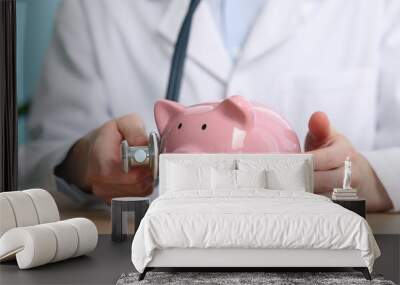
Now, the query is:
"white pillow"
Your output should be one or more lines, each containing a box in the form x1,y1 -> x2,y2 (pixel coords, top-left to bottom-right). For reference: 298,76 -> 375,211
266,163 -> 306,191
212,168 -> 237,190
236,169 -> 268,189
167,163 -> 212,191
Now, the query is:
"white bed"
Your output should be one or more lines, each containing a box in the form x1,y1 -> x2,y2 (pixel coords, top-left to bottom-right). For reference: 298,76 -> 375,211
131,154 -> 380,280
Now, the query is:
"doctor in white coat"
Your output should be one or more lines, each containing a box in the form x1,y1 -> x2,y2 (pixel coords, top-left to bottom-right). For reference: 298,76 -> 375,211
21,0 -> 400,211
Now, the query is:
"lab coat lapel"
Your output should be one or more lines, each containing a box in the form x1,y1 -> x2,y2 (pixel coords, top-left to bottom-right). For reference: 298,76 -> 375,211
240,0 -> 322,64
157,0 -> 232,83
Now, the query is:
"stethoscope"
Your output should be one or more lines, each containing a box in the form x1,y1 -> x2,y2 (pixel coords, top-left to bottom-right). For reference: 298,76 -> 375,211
120,0 -> 201,179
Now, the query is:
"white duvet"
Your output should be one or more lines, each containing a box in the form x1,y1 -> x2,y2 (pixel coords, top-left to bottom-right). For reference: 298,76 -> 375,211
131,190 -> 380,273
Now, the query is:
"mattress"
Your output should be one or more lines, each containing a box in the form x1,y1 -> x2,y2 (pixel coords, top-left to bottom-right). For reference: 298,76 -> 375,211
131,190 -> 380,273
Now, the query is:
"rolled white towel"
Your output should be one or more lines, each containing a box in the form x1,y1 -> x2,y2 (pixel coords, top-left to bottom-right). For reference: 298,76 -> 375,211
23,189 -> 59,224
0,196 -> 17,237
42,221 -> 79,262
0,189 -> 59,236
0,191 -> 39,227
0,218 -> 98,269
64,218 -> 98,257
0,225 -> 57,268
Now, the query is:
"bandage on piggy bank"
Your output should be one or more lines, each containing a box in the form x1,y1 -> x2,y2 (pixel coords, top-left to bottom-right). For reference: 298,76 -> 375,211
121,96 -> 300,177
155,95 -> 300,153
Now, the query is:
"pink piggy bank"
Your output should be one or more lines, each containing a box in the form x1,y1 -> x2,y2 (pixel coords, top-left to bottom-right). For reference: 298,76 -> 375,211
154,96 -> 300,154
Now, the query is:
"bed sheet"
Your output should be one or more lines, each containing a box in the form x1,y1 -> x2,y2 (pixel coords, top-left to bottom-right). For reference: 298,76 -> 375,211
131,190 -> 380,273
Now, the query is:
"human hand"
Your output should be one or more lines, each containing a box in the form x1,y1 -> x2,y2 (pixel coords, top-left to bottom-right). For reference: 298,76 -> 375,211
56,114 -> 153,204
305,112 -> 393,212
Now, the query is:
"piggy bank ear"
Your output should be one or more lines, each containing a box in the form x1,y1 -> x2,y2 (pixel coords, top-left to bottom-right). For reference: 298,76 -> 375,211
154,100 -> 185,135
217,96 -> 254,128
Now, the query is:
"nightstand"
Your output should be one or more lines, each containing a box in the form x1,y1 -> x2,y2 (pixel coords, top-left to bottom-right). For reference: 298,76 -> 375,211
111,197 -> 150,242
332,199 -> 366,218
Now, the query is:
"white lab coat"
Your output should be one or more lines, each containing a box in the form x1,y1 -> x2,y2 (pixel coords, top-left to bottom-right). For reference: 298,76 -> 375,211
21,0 -> 400,210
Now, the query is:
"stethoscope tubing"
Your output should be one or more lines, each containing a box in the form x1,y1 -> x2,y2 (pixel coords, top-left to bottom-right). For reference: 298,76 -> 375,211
165,0 -> 201,102
121,0 -> 201,176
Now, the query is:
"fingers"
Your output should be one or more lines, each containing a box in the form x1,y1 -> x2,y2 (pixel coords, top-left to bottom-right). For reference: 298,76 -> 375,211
314,167 -> 343,194
115,114 -> 148,146
307,136 -> 353,170
304,114 -> 360,196
309,136 -> 358,195
304,112 -> 338,151
309,112 -> 330,141
83,113 -> 153,198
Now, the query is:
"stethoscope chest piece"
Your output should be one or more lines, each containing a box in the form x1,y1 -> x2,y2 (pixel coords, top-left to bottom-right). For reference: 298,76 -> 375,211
120,131 -> 160,180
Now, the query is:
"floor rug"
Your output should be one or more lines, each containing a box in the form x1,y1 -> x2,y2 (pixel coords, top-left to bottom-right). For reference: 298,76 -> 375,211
117,271 -> 395,285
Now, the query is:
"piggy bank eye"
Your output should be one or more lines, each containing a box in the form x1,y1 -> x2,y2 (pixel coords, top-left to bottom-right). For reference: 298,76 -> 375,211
177,123 -> 182,129
201,124 -> 207,130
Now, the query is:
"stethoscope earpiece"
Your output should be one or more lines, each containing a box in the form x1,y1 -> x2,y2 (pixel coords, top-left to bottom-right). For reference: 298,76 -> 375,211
120,131 -> 160,180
